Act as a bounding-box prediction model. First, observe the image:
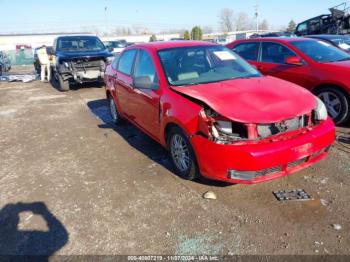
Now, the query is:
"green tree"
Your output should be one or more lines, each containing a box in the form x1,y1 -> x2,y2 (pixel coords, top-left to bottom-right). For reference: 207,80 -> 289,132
183,30 -> 191,40
149,34 -> 157,42
191,26 -> 203,40
286,20 -> 296,33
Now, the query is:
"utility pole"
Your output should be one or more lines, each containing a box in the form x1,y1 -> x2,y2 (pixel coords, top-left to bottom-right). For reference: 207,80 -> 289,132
104,4 -> 108,36
254,4 -> 259,33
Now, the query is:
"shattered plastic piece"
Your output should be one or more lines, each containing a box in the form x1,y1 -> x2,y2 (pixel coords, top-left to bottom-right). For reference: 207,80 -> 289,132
332,224 -> 342,231
203,191 -> 217,200
320,199 -> 329,206
273,189 -> 312,201
8,74 -> 37,83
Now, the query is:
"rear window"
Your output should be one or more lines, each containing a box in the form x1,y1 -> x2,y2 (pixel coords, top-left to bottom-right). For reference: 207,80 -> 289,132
233,42 -> 260,61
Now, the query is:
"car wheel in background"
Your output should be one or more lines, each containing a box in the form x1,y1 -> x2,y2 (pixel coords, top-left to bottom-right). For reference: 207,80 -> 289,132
168,127 -> 200,181
57,74 -> 70,92
315,87 -> 350,125
108,95 -> 122,124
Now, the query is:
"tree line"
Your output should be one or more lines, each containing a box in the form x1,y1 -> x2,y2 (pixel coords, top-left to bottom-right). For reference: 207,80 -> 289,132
111,8 -> 298,40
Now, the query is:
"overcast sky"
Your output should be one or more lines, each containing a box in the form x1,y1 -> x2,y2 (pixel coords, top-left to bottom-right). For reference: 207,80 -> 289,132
0,0 -> 343,34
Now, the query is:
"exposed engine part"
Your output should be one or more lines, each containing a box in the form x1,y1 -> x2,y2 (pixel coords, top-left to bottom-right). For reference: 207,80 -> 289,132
257,115 -> 309,139
199,108 -> 248,145
58,57 -> 106,82
199,107 -> 313,145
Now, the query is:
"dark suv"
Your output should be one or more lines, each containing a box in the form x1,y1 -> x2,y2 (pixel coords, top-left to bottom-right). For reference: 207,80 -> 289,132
52,35 -> 113,91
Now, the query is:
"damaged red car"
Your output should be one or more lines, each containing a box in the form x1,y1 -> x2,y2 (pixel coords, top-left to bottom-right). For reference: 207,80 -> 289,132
104,41 -> 335,184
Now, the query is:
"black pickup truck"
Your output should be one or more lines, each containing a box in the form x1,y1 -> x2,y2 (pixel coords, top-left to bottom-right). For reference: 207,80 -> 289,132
52,35 -> 113,91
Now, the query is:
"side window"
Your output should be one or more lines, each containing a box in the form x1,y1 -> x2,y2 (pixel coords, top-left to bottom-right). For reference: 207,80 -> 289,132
232,42 -> 259,61
111,56 -> 119,70
261,42 -> 296,64
296,22 -> 307,35
117,49 -> 137,75
134,50 -> 158,88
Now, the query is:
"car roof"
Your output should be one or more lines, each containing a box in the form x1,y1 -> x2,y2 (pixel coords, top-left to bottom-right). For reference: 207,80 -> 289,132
307,34 -> 350,39
56,35 -> 98,39
237,37 -> 314,43
128,40 -> 218,51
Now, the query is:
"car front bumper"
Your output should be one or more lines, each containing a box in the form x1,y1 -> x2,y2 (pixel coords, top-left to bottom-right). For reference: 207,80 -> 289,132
190,118 -> 335,184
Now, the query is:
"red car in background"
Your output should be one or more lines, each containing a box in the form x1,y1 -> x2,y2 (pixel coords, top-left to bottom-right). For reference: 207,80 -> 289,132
104,41 -> 335,184
227,38 -> 350,125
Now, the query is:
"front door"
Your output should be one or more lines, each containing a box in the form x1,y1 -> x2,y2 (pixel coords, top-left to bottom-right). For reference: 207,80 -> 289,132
128,49 -> 161,138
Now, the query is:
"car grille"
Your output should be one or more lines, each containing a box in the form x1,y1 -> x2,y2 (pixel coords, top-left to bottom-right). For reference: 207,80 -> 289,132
72,58 -> 105,71
257,115 -> 308,139
287,157 -> 308,168
257,165 -> 282,177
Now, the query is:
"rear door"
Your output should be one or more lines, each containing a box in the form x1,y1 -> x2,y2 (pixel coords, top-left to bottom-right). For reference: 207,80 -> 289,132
232,42 -> 260,68
115,49 -> 138,117
128,49 -> 161,138
255,41 -> 312,88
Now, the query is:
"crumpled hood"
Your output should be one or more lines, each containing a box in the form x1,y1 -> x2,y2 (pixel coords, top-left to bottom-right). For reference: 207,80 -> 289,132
171,76 -> 316,123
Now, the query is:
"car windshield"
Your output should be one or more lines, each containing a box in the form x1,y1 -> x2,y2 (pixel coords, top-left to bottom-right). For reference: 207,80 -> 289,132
158,45 -> 261,86
291,40 -> 350,63
57,37 -> 106,52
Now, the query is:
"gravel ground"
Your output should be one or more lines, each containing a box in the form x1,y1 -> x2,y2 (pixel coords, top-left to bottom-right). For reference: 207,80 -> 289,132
0,66 -> 349,256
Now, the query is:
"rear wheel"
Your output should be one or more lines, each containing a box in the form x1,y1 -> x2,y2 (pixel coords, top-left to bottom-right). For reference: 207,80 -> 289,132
57,74 -> 70,92
168,127 -> 200,181
108,95 -> 122,124
315,87 -> 349,125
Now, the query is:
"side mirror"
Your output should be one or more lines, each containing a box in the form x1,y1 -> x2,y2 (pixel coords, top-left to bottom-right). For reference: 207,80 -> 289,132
133,76 -> 158,90
108,47 -> 114,52
285,56 -> 303,66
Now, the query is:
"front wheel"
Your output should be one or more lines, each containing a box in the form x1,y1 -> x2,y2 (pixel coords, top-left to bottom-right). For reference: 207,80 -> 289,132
57,74 -> 70,92
315,87 -> 349,125
168,127 -> 200,181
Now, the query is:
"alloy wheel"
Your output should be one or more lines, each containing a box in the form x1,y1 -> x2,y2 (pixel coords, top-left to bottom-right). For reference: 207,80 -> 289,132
318,91 -> 342,119
170,134 -> 191,172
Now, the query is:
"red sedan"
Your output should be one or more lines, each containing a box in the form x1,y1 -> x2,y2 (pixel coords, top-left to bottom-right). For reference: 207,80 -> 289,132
227,37 -> 350,125
104,41 -> 335,184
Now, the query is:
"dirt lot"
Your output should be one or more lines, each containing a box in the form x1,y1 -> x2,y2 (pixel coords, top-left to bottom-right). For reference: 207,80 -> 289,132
0,66 -> 350,256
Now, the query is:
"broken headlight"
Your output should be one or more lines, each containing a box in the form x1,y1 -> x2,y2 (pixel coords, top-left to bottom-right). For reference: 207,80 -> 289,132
198,108 -> 248,144
313,96 -> 328,121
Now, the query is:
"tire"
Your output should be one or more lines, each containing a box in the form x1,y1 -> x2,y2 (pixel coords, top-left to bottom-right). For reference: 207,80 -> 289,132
108,95 -> 123,124
167,126 -> 200,181
314,87 -> 350,125
57,74 -> 70,92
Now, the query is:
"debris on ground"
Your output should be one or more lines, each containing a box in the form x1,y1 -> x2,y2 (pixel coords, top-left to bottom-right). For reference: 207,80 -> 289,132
320,199 -> 329,206
203,191 -> 217,200
320,178 -> 329,184
273,189 -> 312,201
0,74 -> 37,83
332,224 -> 342,231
